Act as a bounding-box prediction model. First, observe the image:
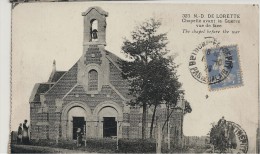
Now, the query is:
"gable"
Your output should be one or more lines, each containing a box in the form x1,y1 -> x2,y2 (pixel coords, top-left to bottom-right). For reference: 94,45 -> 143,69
106,52 -> 131,100
62,84 -> 124,110
45,62 -> 78,98
29,83 -> 53,102
82,7 -> 108,17
48,71 -> 66,82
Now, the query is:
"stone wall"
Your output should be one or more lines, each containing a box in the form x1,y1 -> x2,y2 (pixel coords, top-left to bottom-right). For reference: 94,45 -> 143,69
30,102 -> 41,139
84,45 -> 102,65
31,99 -> 184,143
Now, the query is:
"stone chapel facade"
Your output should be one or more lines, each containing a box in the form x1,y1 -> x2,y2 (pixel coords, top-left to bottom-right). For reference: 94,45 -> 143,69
29,7 -> 186,144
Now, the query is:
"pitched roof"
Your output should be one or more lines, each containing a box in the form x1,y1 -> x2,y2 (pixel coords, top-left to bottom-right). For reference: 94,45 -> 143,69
29,51 -> 132,103
44,62 -> 78,98
106,50 -> 121,64
29,69 -> 66,102
82,6 -> 109,17
48,71 -> 66,82
29,83 -> 53,102
105,50 -> 132,100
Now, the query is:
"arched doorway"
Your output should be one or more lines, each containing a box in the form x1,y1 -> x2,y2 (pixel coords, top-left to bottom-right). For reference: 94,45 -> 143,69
61,102 -> 92,140
93,101 -> 123,138
99,106 -> 118,138
68,106 -> 86,140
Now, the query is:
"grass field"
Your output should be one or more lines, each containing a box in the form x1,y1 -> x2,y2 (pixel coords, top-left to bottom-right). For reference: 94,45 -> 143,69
10,139 -> 210,153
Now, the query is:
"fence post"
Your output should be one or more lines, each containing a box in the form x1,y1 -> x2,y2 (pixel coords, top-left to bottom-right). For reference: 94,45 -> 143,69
168,120 -> 170,150
156,116 -> 161,153
117,120 -> 119,150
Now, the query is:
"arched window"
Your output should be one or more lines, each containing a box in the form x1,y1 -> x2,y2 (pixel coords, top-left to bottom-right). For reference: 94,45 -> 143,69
90,19 -> 98,42
88,69 -> 98,91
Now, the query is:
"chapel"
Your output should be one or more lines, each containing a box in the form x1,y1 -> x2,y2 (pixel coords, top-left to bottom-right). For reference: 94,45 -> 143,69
29,7 -> 186,144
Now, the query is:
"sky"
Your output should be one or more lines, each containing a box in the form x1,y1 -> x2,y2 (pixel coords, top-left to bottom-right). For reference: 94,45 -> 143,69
11,2 -> 258,152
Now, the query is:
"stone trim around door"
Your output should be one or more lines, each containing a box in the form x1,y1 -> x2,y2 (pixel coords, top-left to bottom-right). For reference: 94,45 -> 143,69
93,101 -> 123,138
61,101 -> 92,140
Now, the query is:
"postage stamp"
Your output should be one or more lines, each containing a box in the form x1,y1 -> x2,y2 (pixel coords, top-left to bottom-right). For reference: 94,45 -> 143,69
204,45 -> 243,91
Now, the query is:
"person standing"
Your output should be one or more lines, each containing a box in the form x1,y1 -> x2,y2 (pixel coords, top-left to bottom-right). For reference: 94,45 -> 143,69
22,119 -> 29,144
17,123 -> 22,144
76,128 -> 83,147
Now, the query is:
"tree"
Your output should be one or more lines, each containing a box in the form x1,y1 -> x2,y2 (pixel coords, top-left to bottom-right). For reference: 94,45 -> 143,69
146,56 -> 182,138
184,100 -> 192,114
119,18 -> 168,139
119,18 -> 184,139
161,99 -> 192,133
210,124 -> 227,153
209,118 -> 237,153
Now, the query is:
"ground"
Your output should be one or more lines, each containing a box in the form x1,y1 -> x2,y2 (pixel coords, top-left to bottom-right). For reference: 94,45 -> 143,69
11,144 -> 89,153
11,143 -> 210,153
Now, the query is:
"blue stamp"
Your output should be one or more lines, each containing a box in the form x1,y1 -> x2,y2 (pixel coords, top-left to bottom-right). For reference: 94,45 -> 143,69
205,45 -> 242,90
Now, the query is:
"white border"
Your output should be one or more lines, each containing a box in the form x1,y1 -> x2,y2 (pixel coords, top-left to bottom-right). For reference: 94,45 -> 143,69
0,0 -> 259,153
0,0 -> 11,153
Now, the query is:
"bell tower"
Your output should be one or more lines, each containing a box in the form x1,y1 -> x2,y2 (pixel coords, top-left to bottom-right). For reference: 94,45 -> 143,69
82,6 -> 108,46
77,7 -> 110,93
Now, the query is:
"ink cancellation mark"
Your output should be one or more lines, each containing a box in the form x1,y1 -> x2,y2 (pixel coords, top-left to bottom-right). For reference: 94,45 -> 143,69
205,45 -> 243,91
224,121 -> 248,153
188,37 -> 221,84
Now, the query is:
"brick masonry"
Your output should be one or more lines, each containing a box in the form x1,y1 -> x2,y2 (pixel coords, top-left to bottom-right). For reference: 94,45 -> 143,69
29,7 -> 185,145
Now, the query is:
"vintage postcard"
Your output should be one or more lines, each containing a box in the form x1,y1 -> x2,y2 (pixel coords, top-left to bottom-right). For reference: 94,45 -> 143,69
10,2 -> 259,153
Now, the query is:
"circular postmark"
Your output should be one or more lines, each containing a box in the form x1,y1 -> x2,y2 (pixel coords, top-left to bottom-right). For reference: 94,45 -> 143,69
228,121 -> 249,153
209,118 -> 249,153
188,37 -> 232,84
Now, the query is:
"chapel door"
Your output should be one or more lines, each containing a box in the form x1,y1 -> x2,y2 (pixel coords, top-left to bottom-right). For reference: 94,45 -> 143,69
72,117 -> 85,140
103,117 -> 117,138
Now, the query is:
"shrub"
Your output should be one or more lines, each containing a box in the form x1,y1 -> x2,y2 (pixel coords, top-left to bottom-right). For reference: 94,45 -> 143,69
84,138 -> 117,153
30,138 -> 117,153
22,138 -> 210,153
118,138 -> 156,153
